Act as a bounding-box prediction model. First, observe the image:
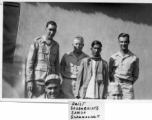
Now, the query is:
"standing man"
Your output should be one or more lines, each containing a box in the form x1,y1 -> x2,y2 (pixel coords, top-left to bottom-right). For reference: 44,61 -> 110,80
75,40 -> 108,99
60,36 -> 89,98
26,21 -> 59,98
109,33 -> 139,99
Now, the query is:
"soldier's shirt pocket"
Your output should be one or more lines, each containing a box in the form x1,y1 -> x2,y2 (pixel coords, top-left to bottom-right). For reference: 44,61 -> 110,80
124,61 -> 133,70
67,62 -> 74,72
38,49 -> 44,60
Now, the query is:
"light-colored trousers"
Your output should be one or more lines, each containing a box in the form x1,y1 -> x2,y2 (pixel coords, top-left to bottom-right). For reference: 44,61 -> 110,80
61,78 -> 76,99
115,77 -> 134,99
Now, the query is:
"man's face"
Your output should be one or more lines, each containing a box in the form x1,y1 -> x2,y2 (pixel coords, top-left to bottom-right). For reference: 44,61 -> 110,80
118,37 -> 129,51
45,83 -> 60,99
108,93 -> 122,100
73,39 -> 84,53
45,24 -> 57,39
91,44 -> 102,57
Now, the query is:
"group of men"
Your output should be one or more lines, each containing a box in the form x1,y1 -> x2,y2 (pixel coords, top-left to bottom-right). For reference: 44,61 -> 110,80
26,21 -> 139,99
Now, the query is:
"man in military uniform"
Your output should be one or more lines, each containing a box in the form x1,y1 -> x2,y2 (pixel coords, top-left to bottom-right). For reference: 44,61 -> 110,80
109,33 -> 139,99
26,21 -> 59,98
60,36 -> 89,98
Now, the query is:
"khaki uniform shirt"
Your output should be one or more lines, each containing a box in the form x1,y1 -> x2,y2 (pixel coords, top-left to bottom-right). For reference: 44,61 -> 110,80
26,35 -> 59,82
109,50 -> 139,82
60,51 -> 89,79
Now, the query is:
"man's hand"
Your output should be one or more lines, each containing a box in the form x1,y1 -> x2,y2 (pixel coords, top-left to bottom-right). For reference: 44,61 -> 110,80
76,96 -> 80,99
27,81 -> 33,91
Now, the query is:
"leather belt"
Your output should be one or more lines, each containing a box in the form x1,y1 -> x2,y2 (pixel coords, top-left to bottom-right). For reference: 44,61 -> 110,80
115,77 -> 132,84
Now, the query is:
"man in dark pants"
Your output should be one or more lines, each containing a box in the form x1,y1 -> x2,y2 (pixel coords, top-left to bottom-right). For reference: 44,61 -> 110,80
26,21 -> 59,98
60,36 -> 88,99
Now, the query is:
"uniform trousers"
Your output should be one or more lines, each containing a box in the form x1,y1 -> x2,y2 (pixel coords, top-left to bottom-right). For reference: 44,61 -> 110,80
115,77 -> 134,99
61,77 -> 76,99
28,81 -> 45,98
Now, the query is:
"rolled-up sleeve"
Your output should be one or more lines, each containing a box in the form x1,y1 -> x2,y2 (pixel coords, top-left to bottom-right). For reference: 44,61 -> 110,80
26,41 -> 37,82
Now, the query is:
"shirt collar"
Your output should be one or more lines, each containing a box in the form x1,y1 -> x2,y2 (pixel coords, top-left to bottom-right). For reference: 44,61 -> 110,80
68,51 -> 74,56
90,56 -> 102,61
117,50 -> 132,57
69,51 -> 88,59
42,35 -> 55,46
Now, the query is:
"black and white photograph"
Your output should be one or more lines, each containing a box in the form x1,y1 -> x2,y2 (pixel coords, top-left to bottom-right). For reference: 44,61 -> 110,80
2,1 -> 152,100
2,1 -> 152,120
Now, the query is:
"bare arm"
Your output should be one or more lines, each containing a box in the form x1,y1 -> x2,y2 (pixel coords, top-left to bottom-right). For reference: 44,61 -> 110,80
132,57 -> 139,84
109,57 -> 114,82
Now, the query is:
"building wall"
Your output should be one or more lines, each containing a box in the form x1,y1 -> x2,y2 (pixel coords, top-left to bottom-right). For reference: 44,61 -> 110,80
11,2 -> 152,99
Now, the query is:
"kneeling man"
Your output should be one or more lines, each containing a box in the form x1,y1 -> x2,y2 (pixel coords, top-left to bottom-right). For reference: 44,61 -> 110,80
107,82 -> 122,100
39,74 -> 67,99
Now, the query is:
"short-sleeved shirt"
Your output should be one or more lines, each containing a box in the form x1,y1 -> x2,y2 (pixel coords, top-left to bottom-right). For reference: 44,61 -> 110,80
109,50 -> 139,82
60,51 -> 89,79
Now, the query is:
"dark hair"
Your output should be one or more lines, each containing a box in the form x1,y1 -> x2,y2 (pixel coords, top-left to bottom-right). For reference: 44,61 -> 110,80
91,40 -> 102,48
46,21 -> 57,28
118,33 -> 130,42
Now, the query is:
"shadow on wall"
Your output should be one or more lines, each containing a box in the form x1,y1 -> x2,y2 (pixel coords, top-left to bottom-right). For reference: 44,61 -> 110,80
3,61 -> 26,98
3,43 -> 26,98
3,2 -> 26,98
27,2 -> 152,26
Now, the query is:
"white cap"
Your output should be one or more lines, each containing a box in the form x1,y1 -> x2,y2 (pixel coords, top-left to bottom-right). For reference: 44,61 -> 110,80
45,74 -> 61,85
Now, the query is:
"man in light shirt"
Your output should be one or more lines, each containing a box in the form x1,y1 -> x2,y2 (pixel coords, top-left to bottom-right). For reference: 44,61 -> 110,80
109,33 -> 139,99
26,21 -> 59,98
60,36 -> 89,98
